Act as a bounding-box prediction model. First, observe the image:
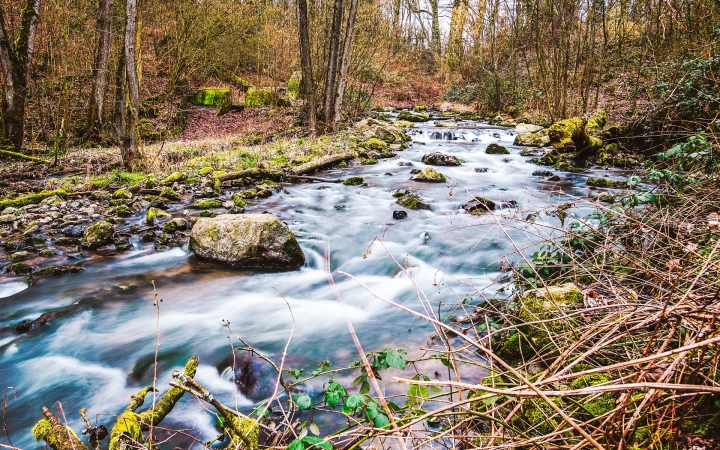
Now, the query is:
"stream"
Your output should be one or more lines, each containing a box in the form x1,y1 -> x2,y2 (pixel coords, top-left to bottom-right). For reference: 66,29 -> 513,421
0,120 -> 618,447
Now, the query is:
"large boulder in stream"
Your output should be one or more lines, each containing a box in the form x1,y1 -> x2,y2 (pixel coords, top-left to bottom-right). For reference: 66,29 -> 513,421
190,214 -> 305,269
81,221 -> 114,249
421,152 -> 461,166
411,167 -> 447,182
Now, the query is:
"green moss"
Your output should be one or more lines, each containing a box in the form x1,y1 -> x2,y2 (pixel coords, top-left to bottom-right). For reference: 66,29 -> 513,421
32,418 -> 86,450
571,373 -> 616,417
0,189 -> 67,210
159,187 -> 180,200
514,399 -> 568,436
231,194 -> 247,207
108,205 -> 132,217
11,251 -> 30,262
113,188 -> 133,199
199,167 -> 214,177
162,172 -> 187,184
548,111 -> 605,154
587,177 -> 627,188
40,249 -> 54,257
245,88 -> 275,108
193,199 -> 222,209
224,416 -> 259,450
520,149 -> 535,156
412,167 -> 446,182
396,192 -> 429,210
287,72 -> 301,99
189,88 -> 232,116
360,158 -> 378,165
365,137 -> 389,151
554,161 -> 584,172
394,120 -> 415,128
486,143 -> 510,154
81,221 -> 115,250
238,189 -> 257,199
109,411 -> 142,450
343,176 -> 365,186
146,207 -> 171,225
11,262 -> 32,275
398,111 -> 429,122
517,283 -> 583,351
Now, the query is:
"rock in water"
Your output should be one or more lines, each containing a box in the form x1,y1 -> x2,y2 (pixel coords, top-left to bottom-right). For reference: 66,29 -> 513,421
190,214 -> 305,269
81,221 -> 114,249
411,167 -> 447,182
421,152 -> 462,166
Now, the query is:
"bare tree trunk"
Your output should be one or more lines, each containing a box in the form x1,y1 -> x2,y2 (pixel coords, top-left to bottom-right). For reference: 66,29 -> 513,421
323,0 -> 344,126
446,0 -> 468,74
115,52 -> 129,161
123,0 -> 141,170
332,0 -> 358,129
297,0 -> 316,136
0,0 -> 41,152
87,0 -> 113,138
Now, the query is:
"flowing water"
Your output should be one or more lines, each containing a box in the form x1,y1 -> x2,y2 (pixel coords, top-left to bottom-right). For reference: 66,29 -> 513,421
0,121 -> 618,447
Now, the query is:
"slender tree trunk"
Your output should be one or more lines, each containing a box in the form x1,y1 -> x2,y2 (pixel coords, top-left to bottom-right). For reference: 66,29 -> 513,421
115,52 -> 129,162
332,0 -> 359,129
0,0 -> 41,152
446,0 -> 469,73
87,0 -> 113,138
297,0 -> 316,136
323,0 -> 345,126
123,0 -> 141,169
429,0 -> 441,56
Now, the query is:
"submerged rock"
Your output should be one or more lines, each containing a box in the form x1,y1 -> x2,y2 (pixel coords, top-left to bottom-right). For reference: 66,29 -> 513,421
395,190 -> 430,210
81,221 -> 114,249
411,167 -> 447,182
343,176 -> 365,186
462,197 -> 496,213
421,152 -> 461,166
189,214 -> 305,269
486,143 -> 510,154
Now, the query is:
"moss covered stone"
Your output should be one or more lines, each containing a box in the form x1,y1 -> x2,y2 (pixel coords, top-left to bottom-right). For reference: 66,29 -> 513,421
514,131 -> 551,147
398,110 -> 429,122
412,167 -> 447,182
396,191 -> 430,210
189,87 -> 232,116
363,138 -> 389,151
360,158 -> 378,165
190,214 -> 305,269
199,167 -> 215,177
486,143 -> 510,154
343,176 -> 364,186
81,221 -> 115,250
518,283 -> 583,350
146,207 -> 171,225
421,152 -> 462,166
244,88 -> 275,108
231,193 -> 247,207
587,177 -> 627,188
162,172 -> 187,184
193,199 -> 222,209
462,197 -> 496,213
113,188 -> 133,199
11,251 -> 31,262
0,189 -> 67,210
548,111 -> 605,154
159,187 -> 180,200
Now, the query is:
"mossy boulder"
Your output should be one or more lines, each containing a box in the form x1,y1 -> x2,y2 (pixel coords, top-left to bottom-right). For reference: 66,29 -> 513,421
587,177 -> 627,188
159,187 -> 180,200
244,88 -> 275,108
343,176 -> 365,186
192,199 -> 222,209
81,221 -> 114,249
462,197 -> 496,213
421,152 -> 461,166
231,194 -> 247,207
189,87 -> 232,116
517,283 -> 583,350
398,110 -> 429,122
395,190 -> 430,210
364,138 -> 389,151
374,127 -> 410,144
146,207 -> 171,225
189,214 -> 305,269
514,131 -> 551,147
199,167 -> 215,177
486,143 -> 510,154
515,123 -> 544,133
411,167 -> 447,182
162,172 -> 187,184
11,251 -> 31,262
548,111 -> 605,154
0,189 -> 67,210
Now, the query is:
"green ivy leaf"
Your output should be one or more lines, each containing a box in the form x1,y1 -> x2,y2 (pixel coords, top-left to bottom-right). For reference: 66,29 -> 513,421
293,394 -> 314,410
287,439 -> 304,450
301,436 -> 331,450
342,393 -> 365,414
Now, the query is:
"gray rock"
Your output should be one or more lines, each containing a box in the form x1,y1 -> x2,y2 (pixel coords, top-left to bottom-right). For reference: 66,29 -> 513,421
421,152 -> 461,166
189,214 -> 305,270
81,221 -> 115,249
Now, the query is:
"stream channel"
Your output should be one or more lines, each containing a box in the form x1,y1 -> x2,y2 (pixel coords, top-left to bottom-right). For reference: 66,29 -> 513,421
0,120 -> 619,447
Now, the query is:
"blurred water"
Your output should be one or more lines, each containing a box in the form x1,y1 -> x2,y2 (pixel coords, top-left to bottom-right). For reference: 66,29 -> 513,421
0,122 -> 613,447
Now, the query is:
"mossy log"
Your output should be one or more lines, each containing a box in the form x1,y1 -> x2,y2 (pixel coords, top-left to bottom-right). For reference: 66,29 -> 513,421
0,149 -> 48,162
291,152 -> 355,175
216,168 -> 284,182
32,407 -> 89,450
548,111 -> 605,156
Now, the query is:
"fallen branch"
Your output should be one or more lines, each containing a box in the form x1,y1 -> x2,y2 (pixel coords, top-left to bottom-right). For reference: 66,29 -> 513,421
290,152 -> 355,175
285,175 -> 342,183
216,168 -> 283,182
0,149 -> 47,163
